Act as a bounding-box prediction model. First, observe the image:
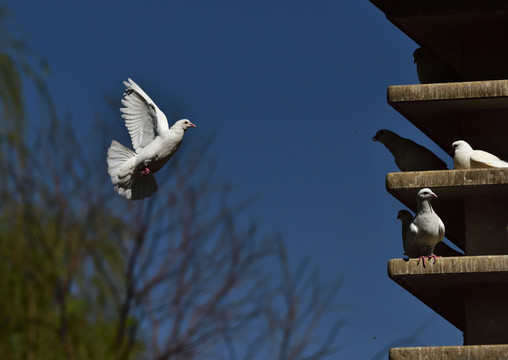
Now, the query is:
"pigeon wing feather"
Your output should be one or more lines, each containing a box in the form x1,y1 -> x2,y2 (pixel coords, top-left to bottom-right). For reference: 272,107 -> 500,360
407,222 -> 418,248
438,217 -> 445,242
402,139 -> 448,171
120,78 -> 170,152
470,150 -> 508,168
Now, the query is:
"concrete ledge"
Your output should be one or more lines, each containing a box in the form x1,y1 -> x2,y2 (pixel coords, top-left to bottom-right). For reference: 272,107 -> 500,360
390,344 -> 508,360
386,169 -> 508,193
389,256 -> 508,331
389,80 -> 508,104
389,256 -> 508,279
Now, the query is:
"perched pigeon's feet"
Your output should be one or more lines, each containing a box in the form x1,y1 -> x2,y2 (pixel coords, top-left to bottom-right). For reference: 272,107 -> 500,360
428,254 -> 441,264
417,256 -> 427,267
140,167 -> 151,176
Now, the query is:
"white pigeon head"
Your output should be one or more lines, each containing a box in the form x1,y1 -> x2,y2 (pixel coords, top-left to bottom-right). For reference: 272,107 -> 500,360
449,140 -> 473,157
397,209 -> 413,221
174,119 -> 196,131
417,188 -> 438,201
372,129 -> 398,144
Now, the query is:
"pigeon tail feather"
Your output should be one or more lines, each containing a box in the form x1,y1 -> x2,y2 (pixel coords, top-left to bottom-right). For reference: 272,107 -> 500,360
107,140 -> 135,184
107,140 -> 158,200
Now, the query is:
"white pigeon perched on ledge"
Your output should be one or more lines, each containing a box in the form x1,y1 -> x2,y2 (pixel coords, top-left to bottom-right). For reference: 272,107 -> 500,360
397,209 -> 462,259
107,78 -> 195,200
373,129 -> 448,171
406,188 -> 445,267
450,140 -> 508,169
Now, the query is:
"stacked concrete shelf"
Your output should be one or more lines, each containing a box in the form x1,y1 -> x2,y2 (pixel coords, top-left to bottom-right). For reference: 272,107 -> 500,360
370,0 -> 508,358
370,0 -> 508,81
387,169 -> 508,253
388,80 -> 508,160
389,256 -> 508,344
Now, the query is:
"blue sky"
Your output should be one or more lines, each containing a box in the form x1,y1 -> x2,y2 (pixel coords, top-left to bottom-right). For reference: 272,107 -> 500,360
7,1 -> 460,358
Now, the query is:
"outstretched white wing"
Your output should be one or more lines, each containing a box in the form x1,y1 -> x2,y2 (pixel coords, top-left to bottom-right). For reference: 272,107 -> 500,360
120,78 -> 170,152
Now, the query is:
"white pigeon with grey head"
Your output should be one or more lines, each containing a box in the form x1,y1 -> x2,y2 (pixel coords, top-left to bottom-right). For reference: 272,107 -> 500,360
450,140 -> 508,169
398,209 -> 462,259
373,129 -> 448,171
107,78 -> 196,200
406,188 -> 445,267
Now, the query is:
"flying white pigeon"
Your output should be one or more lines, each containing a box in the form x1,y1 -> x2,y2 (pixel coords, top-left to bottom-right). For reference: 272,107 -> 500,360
373,129 -> 448,171
450,140 -> 508,169
413,47 -> 461,84
397,209 -> 462,259
406,188 -> 445,267
107,78 -> 196,200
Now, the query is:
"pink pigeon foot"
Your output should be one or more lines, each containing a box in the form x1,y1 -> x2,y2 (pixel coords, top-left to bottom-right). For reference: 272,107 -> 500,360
417,255 -> 428,267
140,167 -> 151,176
427,254 -> 441,264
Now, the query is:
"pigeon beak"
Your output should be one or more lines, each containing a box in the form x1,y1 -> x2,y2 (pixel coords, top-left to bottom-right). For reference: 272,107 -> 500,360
372,135 -> 378,142
189,122 -> 196,128
432,193 -> 438,198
